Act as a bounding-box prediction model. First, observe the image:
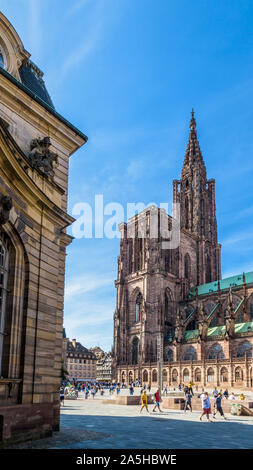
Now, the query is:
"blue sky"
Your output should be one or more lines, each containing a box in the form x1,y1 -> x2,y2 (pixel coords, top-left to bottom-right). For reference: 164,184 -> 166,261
2,0 -> 253,351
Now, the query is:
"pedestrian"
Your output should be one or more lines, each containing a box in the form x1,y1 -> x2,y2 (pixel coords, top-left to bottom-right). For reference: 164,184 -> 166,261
223,389 -> 229,399
178,383 -> 182,391
212,387 -> 218,397
60,387 -> 65,407
213,393 -> 227,420
228,392 -> 235,400
85,387 -> 89,399
184,384 -> 189,395
200,392 -> 212,422
164,384 -> 168,396
140,390 -> 149,414
188,382 -> 194,396
240,393 -> 245,400
153,389 -> 162,412
184,390 -> 192,413
148,383 -> 151,393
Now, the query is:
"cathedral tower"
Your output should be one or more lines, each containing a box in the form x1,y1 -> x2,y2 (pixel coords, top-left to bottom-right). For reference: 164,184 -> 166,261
173,110 -> 221,285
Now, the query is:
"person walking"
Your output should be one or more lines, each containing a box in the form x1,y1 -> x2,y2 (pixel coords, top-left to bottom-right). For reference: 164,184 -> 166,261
228,392 -> 235,400
223,389 -> 229,399
140,390 -> 149,414
164,384 -> 168,396
60,387 -> 65,407
153,389 -> 162,412
147,383 -> 151,393
213,393 -> 227,420
200,392 -> 212,422
184,390 -> 192,413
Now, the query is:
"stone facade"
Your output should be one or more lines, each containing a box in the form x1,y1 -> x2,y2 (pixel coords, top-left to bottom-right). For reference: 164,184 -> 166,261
0,13 -> 87,444
66,339 -> 97,382
96,353 -> 113,383
113,111 -> 253,390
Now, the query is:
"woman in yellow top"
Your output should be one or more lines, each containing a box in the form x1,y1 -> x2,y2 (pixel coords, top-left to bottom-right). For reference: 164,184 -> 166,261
140,390 -> 150,414
240,393 -> 245,400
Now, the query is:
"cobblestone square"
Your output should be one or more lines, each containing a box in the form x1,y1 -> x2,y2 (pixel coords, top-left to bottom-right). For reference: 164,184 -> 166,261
12,390 -> 253,449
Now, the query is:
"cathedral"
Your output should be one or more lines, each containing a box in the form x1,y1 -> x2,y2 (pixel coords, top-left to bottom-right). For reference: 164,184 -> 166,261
113,111 -> 253,389
0,12 -> 87,444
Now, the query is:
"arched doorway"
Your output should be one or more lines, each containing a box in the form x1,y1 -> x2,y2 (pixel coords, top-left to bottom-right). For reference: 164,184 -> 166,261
152,369 -> 157,383
172,369 -> 178,383
162,369 -> 167,383
143,370 -> 148,382
235,367 -> 243,383
220,367 -> 228,383
207,367 -> 214,383
183,368 -> 189,383
194,368 -> 201,383
128,371 -> 133,384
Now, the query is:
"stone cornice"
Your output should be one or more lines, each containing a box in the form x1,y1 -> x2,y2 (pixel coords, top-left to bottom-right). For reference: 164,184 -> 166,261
0,69 -> 87,155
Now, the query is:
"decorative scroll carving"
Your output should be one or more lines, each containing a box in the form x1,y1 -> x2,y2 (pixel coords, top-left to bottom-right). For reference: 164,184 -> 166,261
0,194 -> 12,225
28,136 -> 58,179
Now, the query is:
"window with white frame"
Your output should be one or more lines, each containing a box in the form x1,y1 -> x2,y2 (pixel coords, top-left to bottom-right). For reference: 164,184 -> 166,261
0,238 -> 9,377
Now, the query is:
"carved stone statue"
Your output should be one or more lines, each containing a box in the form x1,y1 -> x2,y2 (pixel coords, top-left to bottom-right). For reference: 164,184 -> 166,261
174,309 -> 184,343
28,136 -> 59,179
197,302 -> 208,342
224,310 -> 235,339
0,194 -> 12,225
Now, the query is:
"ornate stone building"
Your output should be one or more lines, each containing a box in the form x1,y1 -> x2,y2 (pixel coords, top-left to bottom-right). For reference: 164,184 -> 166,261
113,111 -> 253,389
96,353 -> 113,383
66,339 -> 97,382
0,13 -> 87,443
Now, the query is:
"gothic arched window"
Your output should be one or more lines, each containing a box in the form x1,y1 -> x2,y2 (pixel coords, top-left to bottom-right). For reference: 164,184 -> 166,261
166,349 -> 173,362
184,253 -> 191,280
135,292 -> 142,323
206,255 -> 212,283
0,238 -> 9,376
185,197 -> 189,229
132,337 -> 139,365
183,346 -> 197,361
236,341 -> 252,358
208,343 -> 224,359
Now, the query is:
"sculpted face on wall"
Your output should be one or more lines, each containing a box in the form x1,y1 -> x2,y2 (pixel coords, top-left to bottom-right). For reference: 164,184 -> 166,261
28,136 -> 59,179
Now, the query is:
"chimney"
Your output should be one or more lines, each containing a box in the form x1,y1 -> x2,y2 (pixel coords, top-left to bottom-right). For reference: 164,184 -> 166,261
72,339 -> 76,348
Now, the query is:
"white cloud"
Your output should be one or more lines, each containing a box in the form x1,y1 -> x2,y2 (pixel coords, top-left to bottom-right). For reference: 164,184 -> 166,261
65,274 -> 112,300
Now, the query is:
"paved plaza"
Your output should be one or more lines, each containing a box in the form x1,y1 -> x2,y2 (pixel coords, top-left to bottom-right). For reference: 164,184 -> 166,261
10,389 -> 253,449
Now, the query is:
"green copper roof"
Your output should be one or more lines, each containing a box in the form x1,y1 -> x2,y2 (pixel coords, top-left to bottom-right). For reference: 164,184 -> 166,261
189,271 -> 253,298
184,329 -> 198,341
234,321 -> 253,334
207,325 -> 225,337
184,322 -> 253,341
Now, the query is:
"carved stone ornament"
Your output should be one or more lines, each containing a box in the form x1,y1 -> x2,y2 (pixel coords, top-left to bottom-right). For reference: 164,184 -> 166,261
0,194 -> 12,225
28,136 -> 59,179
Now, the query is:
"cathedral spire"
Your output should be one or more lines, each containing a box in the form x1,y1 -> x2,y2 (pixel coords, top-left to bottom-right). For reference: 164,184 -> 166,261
183,108 -> 204,167
173,111 -> 220,284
